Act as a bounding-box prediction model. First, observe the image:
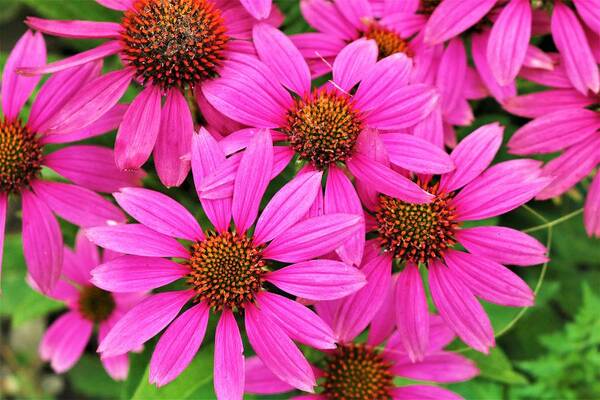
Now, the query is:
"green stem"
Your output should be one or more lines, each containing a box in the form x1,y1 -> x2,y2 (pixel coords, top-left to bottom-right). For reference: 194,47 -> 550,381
523,208 -> 583,233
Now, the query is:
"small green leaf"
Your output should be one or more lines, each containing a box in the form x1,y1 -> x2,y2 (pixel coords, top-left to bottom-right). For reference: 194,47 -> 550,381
465,347 -> 528,385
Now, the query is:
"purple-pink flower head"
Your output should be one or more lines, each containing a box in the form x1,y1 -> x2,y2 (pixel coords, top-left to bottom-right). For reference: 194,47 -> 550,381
0,30 -> 142,294
85,129 -> 366,398
37,231 -> 145,380
358,123 -> 551,358
21,0 -> 282,186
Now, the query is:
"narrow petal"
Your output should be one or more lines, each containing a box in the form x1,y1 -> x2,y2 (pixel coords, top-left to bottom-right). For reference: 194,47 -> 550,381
444,250 -> 534,307
324,166 -> 365,266
395,263 -> 430,362
503,89 -> 596,118
347,154 -> 434,204
366,277 -> 395,347
232,128 -> 273,233
332,39 -> 378,92
487,0 -> 532,85
95,0 -> 132,11
253,23 -> 311,94
585,173 -> 600,237
245,304 -> 316,393
412,106 -> 444,149
1,30 -> 46,120
552,2 -> 600,94
149,302 -> 210,387
21,190 -> 62,294
98,290 -> 194,357
429,260 -> 495,354
85,224 -> 189,258
214,310 -> 244,400
240,0 -> 271,19
42,103 -> 127,142
380,12 -> 427,37
25,17 -> 122,39
472,31 -> 517,104
102,354 -> 129,381
300,0 -> 357,40
424,0 -> 497,44
91,255 -> 189,292
265,259 -> 366,300
257,292 -> 336,349
245,356 -> 295,395
334,0 -> 372,30
436,37 -> 467,115
263,214 -> 362,263
115,85 -> 162,170
456,226 -> 548,266
154,88 -> 193,187
114,188 -> 203,241
392,385 -> 462,400
523,45 -> 555,70
32,181 -> 125,228
380,132 -> 454,174
392,352 -> 478,383
40,311 -> 93,373
440,123 -> 503,192
573,0 -> 600,35
254,171 -> 323,245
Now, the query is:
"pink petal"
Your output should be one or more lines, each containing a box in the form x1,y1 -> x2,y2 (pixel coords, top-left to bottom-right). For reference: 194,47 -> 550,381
380,12 -> 427,37
1,30 -> 46,120
573,0 -> 600,35
232,128 -> 273,233
102,354 -> 129,381
98,290 -> 194,357
300,0 -> 356,40
21,190 -> 63,294
95,0 -> 132,11
32,181 -> 125,228
44,145 -> 143,193
253,23 -> 311,94
412,106 -> 444,149
487,0 -> 532,85
392,352 -> 478,383
244,356 -> 294,395
324,166 -> 365,266
263,213 -> 362,263
444,249 -> 534,307
42,103 -> 127,142
265,259 -> 366,300
552,2 -> 600,94
456,226 -> 548,266
367,277 -> 395,347
214,310 -> 244,400
392,385 -> 462,400
585,173 -> 600,237
85,224 -> 189,258
347,153 -> 434,203
44,68 -> 133,134
254,171 -> 323,245
424,0 -> 497,44
114,187 -> 203,241
380,132 -> 454,174
428,260 -> 495,353
25,17 -> 122,39
191,129 -> 232,232
334,0 -> 372,30
504,89 -> 596,118
91,255 -> 189,292
149,302 -> 210,387
395,263 -> 430,362
437,37 -> 467,115
523,45 -> 555,70
154,89 -> 193,187
39,311 -> 93,373
60,230 -> 99,285
115,85 -> 162,170
257,292 -> 336,349
245,303 -> 316,393
332,39 -> 378,92
240,0 -> 271,19
440,122 -> 504,192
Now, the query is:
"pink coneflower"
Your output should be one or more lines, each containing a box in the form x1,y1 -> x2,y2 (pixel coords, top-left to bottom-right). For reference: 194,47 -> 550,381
21,0 -> 282,187
293,0 -> 482,148
200,24 -> 454,265
505,59 -> 600,237
244,252 -> 477,399
0,31 -> 141,294
37,231 -> 145,380
86,128 -> 366,398
357,123 -> 550,359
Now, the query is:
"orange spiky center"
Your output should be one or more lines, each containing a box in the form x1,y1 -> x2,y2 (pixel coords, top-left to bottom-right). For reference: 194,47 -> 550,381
375,182 -> 458,264
364,23 -> 413,59
0,118 -> 42,194
121,0 -> 228,89
284,89 -> 363,170
187,231 -> 266,311
321,343 -> 394,400
78,286 -> 116,323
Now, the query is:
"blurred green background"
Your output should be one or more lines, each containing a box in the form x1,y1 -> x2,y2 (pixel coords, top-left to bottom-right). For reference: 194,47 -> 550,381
1,1 -> 599,399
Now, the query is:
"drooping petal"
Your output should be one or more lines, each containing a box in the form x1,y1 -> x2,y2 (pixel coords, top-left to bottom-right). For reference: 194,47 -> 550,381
25,17 -> 122,39
149,302 -> 210,387
472,31 -> 517,104
428,260 -> 495,354
503,89 -> 596,118
214,310 -> 244,400
60,230 -> 99,285
424,0 -> 497,44
380,132 -> 454,174
334,0 -> 372,29
95,0 -> 132,11
573,0 -> 600,35
300,0 -> 357,40
114,188 -> 203,241
436,37 -> 467,115
265,259 -> 366,300
240,0 -> 271,19
101,354 -> 129,381
263,214 -> 362,263
392,385 -> 462,400
391,352 -> 478,383
91,255 -> 190,293
21,190 -> 63,294
585,173 -> 600,237
98,290 -> 194,357
85,224 -> 189,258
332,39 -> 378,92
244,356 -> 295,395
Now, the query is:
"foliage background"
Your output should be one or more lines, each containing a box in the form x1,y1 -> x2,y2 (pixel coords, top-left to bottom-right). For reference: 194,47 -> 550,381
0,1 -> 599,399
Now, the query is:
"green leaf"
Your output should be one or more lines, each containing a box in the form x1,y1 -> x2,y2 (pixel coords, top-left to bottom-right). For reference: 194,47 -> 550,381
465,347 -> 528,385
